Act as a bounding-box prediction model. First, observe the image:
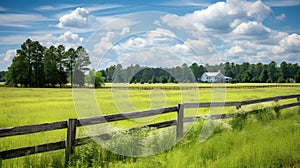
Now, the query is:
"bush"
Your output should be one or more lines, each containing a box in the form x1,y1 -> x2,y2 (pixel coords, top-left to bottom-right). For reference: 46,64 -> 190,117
277,77 -> 285,83
230,112 -> 248,130
256,108 -> 276,123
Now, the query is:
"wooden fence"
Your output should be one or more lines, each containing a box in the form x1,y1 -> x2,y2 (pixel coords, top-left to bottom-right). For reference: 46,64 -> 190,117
0,94 -> 300,165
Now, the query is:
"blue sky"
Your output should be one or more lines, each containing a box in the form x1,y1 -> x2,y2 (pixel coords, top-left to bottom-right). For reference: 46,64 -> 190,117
0,0 -> 300,70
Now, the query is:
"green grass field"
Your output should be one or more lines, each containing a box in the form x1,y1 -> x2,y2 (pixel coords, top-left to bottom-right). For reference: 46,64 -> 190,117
0,84 -> 300,167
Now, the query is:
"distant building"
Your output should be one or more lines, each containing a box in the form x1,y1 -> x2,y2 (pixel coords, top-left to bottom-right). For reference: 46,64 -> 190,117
200,70 -> 232,83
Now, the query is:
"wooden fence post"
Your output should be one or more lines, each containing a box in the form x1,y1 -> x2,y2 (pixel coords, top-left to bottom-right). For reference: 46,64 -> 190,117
65,118 -> 77,166
176,104 -> 184,140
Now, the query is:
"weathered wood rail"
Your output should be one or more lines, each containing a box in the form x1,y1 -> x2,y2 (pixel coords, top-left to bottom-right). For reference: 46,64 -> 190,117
0,94 -> 299,164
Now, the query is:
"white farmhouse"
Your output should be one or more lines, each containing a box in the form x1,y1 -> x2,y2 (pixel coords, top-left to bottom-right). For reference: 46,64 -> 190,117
201,70 -> 232,83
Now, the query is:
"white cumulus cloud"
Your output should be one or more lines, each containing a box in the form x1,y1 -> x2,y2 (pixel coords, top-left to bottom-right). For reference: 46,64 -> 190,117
120,27 -> 130,36
232,21 -> 270,36
119,48 -> 183,68
57,7 -> 93,28
182,0 -> 271,32
0,49 -> 16,70
158,0 -> 300,64
228,46 -> 244,55
279,34 -> 300,53
28,31 -> 84,49
58,31 -> 83,44
275,13 -> 286,21
93,31 -> 115,56
3,50 -> 16,62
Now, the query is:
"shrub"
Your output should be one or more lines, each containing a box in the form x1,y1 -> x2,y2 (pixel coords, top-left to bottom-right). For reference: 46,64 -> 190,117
230,112 -> 248,130
256,108 -> 276,123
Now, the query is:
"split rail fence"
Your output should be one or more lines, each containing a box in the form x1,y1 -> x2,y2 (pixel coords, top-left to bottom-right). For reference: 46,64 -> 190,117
0,94 -> 300,165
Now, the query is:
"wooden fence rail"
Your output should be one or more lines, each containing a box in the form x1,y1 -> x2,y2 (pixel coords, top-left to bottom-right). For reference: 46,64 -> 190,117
0,94 -> 300,164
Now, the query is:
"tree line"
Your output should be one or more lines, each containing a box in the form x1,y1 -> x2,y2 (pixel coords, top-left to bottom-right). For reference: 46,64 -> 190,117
3,39 -> 93,87
99,63 -> 202,84
223,62 -> 300,83
2,39 -> 300,87
100,62 -> 300,84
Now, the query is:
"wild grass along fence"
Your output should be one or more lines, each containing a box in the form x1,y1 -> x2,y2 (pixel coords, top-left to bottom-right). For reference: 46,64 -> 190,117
0,94 -> 300,165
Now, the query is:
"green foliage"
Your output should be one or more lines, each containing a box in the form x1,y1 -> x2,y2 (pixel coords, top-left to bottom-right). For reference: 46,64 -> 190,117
0,71 -> 6,82
261,68 -> 269,83
277,77 -> 285,83
159,76 -> 167,84
23,151 -> 64,168
4,39 -> 45,87
74,46 -> 91,87
44,46 -> 59,87
266,78 -> 273,83
151,76 -> 157,84
85,70 -> 105,88
95,71 -> 105,88
4,52 -> 29,87
230,112 -> 248,130
295,69 -> 300,83
190,63 -> 206,82
56,45 -> 67,88
5,39 -> 90,88
1,87 -> 300,167
256,108 -> 276,123
28,111 -> 300,168
64,47 -> 77,87
102,61 -> 300,84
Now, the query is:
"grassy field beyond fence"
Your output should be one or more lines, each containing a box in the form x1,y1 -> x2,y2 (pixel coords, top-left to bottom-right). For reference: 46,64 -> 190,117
0,84 -> 300,167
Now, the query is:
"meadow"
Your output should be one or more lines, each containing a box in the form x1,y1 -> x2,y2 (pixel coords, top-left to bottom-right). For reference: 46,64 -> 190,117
0,83 -> 300,167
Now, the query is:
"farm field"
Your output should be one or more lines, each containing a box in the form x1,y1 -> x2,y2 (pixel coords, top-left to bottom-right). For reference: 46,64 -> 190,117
0,84 -> 300,167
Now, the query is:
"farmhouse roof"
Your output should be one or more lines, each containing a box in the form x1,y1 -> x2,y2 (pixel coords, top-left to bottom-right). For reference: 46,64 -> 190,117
203,71 -> 223,77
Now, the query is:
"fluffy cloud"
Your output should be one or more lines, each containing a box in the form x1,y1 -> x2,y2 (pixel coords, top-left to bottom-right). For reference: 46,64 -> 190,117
92,27 -> 179,64
275,13 -> 286,21
0,49 -> 16,70
245,0 -> 272,21
0,31 -> 83,48
171,38 -> 214,56
159,0 -> 300,64
160,14 -> 195,30
182,0 -> 271,32
32,31 -> 83,49
232,21 -> 270,37
120,27 -> 130,36
278,34 -> 300,53
110,27 -> 217,66
58,7 -> 93,28
0,31 -> 84,70
87,0 -> 300,68
56,7 -> 136,31
147,28 -> 176,38
3,50 -> 16,62
93,31 -> 115,56
112,28 -> 178,55
118,48 -> 183,67
58,31 -> 83,44
228,46 -> 244,55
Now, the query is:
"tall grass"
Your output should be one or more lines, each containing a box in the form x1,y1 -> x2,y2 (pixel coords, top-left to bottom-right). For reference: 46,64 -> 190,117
41,107 -> 300,168
0,85 -> 300,167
